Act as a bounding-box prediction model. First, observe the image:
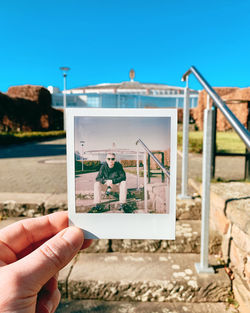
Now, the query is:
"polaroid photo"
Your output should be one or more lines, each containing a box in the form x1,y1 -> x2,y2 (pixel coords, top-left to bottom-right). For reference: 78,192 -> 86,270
67,108 -> 177,239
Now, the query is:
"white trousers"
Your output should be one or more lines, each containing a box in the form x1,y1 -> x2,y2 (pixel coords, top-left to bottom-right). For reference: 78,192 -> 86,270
94,180 -> 127,204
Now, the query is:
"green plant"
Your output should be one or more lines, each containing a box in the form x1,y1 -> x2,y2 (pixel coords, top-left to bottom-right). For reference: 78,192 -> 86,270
75,160 -> 101,174
0,131 -> 65,146
178,132 -> 203,153
121,160 -> 143,167
226,291 -> 239,310
178,131 -> 245,154
189,137 -> 203,153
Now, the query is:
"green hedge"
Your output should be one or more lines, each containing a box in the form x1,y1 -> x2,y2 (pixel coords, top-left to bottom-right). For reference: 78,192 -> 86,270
75,160 -> 101,172
75,160 -> 142,174
0,131 -> 66,146
120,160 -> 143,167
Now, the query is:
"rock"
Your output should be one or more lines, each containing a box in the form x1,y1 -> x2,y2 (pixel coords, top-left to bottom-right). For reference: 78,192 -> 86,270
82,240 -> 110,253
176,198 -> 201,220
0,201 -> 42,217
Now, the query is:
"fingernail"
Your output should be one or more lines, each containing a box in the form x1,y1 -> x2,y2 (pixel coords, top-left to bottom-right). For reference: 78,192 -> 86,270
62,227 -> 83,250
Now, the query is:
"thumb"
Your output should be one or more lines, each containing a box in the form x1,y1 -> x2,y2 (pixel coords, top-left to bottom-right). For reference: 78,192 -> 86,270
11,226 -> 84,291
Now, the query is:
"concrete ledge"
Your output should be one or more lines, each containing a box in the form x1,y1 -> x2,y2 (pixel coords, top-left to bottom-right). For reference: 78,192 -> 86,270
210,183 -> 250,235
227,199 -> 250,236
56,299 -> 236,313
0,192 -> 52,203
64,253 -> 230,303
0,192 -> 67,217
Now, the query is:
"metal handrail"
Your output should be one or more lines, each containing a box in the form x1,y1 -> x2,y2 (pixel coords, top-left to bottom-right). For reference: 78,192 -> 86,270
182,66 -> 250,149
136,139 -> 170,178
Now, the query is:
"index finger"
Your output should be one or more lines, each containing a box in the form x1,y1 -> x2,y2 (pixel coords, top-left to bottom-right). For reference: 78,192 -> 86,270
0,211 -> 68,264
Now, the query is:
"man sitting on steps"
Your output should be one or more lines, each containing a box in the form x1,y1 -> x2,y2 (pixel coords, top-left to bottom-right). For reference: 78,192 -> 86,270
91,152 -> 127,212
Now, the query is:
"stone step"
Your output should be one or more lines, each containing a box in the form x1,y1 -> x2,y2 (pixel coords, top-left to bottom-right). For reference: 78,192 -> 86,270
85,220 -> 221,254
59,253 -> 230,303
0,193 -> 201,220
76,198 -> 145,214
0,218 -> 221,255
56,299 -> 236,313
176,197 -> 201,220
75,192 -> 202,217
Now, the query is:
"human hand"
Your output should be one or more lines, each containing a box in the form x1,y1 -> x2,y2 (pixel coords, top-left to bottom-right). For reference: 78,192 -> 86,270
0,211 -> 92,313
105,180 -> 113,187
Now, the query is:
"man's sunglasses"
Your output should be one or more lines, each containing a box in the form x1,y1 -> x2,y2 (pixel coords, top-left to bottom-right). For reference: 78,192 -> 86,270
107,158 -> 115,161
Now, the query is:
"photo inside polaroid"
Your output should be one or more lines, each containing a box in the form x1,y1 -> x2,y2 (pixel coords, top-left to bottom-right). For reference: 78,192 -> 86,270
67,109 -> 177,239
74,116 -> 171,215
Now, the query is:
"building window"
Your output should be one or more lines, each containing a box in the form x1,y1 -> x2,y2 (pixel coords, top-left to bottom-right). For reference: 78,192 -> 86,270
87,95 -> 100,107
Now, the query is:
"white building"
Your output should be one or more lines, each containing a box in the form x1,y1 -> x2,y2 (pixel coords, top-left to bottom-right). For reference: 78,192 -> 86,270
49,70 -> 199,109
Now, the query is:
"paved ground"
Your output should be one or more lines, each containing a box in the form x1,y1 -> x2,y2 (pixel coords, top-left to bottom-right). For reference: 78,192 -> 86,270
0,138 -> 246,195
0,138 -> 246,313
0,139 -> 67,193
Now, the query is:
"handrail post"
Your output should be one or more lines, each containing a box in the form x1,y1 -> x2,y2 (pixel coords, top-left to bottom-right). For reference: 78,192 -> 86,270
245,103 -> 250,179
211,103 -> 217,178
166,176 -> 170,214
195,95 -> 214,274
245,147 -> 250,180
161,152 -> 165,182
136,147 -> 140,190
143,152 -> 148,212
147,154 -> 151,183
178,77 -> 191,199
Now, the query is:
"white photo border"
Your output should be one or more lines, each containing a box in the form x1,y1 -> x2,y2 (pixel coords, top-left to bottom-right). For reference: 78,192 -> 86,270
67,108 -> 177,239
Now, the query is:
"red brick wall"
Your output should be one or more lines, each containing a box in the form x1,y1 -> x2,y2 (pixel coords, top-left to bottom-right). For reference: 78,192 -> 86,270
193,88 -> 249,131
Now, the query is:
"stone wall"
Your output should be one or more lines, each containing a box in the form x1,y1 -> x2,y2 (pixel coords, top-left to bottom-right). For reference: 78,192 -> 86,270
193,88 -> 250,131
0,85 -> 63,131
209,182 -> 250,313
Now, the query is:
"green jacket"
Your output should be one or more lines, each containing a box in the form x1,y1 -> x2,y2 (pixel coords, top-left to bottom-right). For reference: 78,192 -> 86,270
96,161 -> 126,184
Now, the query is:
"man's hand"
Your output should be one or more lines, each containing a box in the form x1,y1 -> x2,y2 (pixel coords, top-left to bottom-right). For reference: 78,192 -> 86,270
105,180 -> 113,187
0,211 -> 92,313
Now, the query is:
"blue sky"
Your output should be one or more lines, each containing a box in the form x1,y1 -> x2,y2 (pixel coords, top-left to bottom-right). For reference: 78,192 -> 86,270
0,0 -> 250,92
